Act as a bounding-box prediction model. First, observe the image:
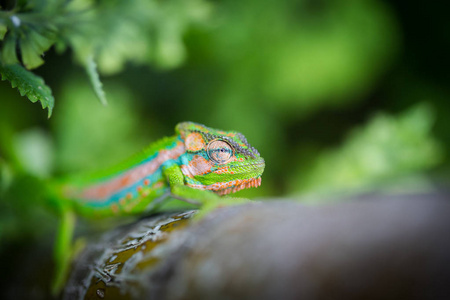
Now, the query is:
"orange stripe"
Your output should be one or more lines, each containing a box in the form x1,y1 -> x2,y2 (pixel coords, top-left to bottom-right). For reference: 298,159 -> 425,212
80,142 -> 185,200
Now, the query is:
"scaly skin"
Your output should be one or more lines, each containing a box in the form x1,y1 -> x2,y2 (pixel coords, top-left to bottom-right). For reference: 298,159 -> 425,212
51,122 -> 265,294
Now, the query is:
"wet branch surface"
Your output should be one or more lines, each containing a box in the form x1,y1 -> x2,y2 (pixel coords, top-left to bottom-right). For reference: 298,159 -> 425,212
63,193 -> 450,300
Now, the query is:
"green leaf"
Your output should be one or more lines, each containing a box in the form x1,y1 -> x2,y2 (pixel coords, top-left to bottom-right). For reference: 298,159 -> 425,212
0,64 -> 54,117
1,36 -> 19,65
19,28 -> 57,69
84,55 -> 107,105
28,29 -> 55,54
20,37 -> 45,69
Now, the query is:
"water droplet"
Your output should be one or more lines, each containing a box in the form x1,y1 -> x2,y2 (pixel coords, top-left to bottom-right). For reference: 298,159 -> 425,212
10,16 -> 21,27
96,288 -> 105,298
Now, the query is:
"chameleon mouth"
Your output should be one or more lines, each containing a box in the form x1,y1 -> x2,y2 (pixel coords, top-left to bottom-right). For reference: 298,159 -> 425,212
216,177 -> 262,196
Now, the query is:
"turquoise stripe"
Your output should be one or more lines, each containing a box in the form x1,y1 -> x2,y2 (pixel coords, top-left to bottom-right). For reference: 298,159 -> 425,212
84,141 -> 182,208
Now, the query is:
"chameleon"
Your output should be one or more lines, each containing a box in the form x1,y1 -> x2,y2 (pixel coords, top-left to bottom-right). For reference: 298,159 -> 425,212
49,121 -> 265,294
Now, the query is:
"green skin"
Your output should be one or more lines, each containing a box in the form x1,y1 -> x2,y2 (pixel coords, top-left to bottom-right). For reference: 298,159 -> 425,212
50,122 -> 265,294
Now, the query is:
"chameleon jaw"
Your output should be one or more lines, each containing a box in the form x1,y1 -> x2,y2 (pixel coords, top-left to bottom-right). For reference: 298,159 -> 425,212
216,177 -> 262,196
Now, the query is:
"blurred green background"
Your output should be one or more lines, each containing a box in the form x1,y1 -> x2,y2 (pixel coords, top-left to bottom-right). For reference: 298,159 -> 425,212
0,0 -> 449,295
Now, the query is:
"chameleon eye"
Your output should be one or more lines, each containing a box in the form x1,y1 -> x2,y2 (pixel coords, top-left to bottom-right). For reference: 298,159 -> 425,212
207,139 -> 234,164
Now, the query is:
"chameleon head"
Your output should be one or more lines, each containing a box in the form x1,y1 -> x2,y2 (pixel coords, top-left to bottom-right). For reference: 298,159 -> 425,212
176,122 -> 265,195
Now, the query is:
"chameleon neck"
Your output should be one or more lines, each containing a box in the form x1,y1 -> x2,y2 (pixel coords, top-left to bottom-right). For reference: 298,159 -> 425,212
61,135 -> 185,217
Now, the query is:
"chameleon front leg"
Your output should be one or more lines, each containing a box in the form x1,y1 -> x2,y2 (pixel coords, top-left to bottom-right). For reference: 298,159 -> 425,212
163,165 -> 251,216
163,164 -> 221,206
51,205 -> 76,296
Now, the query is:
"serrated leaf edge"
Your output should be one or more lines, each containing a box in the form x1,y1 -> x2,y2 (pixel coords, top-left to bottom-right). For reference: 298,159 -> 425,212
0,64 -> 54,117
85,55 -> 107,106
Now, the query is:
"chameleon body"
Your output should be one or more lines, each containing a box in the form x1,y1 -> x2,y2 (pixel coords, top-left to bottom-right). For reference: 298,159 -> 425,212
56,122 -> 265,217
51,122 -> 265,294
